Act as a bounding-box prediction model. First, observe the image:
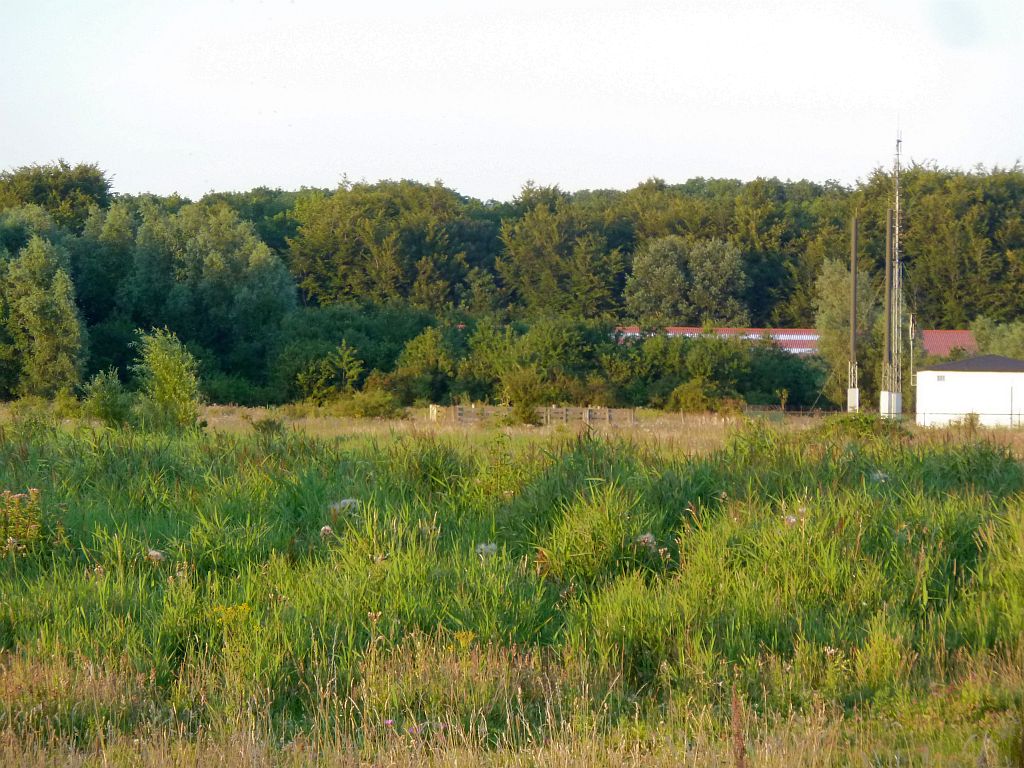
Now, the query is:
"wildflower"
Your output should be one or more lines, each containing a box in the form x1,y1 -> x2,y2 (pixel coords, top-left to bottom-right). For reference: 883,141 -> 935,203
634,532 -> 657,552
475,542 -> 498,559
384,719 -> 395,727
367,610 -> 382,624
320,525 -> 333,539
783,515 -> 798,526
146,549 -> 165,564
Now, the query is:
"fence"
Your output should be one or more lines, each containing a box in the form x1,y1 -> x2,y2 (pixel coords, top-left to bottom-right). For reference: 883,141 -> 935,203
429,404 -> 637,426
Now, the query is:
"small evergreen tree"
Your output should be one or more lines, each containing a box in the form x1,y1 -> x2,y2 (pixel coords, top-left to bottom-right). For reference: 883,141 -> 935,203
295,340 -> 364,404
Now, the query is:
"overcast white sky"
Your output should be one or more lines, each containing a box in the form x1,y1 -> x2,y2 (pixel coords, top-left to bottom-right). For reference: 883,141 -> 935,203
2,0 -> 1020,200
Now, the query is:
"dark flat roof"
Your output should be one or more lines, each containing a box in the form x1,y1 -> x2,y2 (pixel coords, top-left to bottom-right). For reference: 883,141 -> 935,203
920,354 -> 1024,373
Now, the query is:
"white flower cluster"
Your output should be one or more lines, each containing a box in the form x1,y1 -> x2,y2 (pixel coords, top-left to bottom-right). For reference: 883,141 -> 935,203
475,542 -> 498,559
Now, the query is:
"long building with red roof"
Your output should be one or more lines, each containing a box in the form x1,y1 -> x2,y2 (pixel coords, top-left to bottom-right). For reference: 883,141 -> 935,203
615,326 -> 977,358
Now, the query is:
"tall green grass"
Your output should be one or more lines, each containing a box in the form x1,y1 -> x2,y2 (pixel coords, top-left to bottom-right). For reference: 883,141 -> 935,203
0,414 -> 1022,763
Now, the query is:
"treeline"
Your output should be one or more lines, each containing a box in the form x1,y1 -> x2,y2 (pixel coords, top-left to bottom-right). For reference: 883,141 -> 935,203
1,160 -> 1022,410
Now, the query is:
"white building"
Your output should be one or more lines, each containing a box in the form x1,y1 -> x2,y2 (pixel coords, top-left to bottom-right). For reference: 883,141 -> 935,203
916,355 -> 1024,427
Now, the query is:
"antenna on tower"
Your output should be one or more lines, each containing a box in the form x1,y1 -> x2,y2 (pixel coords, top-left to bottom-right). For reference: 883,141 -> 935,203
880,133 -> 904,419
847,214 -> 859,412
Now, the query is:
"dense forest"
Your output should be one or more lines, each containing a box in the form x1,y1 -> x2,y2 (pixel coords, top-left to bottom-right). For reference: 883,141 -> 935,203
1,160 -> 1023,413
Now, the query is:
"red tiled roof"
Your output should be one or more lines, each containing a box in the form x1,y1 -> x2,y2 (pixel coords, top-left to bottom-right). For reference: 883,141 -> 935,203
920,330 -> 977,358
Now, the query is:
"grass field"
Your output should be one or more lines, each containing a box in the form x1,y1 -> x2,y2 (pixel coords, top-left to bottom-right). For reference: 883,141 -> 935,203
1,408 -> 1023,766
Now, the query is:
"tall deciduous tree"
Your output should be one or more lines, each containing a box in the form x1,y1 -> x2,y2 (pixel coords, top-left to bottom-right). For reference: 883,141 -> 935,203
288,180 -> 471,307
687,239 -> 750,326
814,257 -> 881,404
624,235 -> 691,326
498,197 -> 622,318
120,201 -> 296,379
2,236 -> 86,396
0,161 -> 111,234
625,236 -> 749,327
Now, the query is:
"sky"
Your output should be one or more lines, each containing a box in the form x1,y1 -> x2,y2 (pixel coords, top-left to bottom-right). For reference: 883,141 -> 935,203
2,0 -> 1021,201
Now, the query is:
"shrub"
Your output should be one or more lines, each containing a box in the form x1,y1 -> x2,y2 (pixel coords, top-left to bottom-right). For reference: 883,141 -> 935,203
666,377 -> 716,413
331,389 -> 403,419
499,364 -> 547,425
131,328 -> 202,432
82,368 -> 133,426
295,340 -> 364,405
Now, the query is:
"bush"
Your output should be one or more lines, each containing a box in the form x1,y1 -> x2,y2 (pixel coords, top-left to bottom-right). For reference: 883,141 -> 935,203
82,369 -> 133,426
499,364 -> 547,425
666,377 -> 716,413
331,389 -> 403,419
131,328 -> 203,431
295,341 -> 364,405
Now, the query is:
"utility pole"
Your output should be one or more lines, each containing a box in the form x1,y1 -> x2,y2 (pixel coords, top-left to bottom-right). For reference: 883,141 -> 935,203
847,215 -> 859,412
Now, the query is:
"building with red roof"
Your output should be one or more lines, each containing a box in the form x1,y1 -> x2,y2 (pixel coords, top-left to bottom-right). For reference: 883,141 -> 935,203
615,326 -> 978,359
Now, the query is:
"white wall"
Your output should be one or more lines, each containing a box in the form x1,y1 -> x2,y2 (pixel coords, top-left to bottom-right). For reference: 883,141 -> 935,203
916,370 -> 1024,426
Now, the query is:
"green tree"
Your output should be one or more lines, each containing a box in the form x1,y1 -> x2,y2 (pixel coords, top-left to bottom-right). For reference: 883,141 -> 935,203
288,181 -> 472,306
1,236 -> 86,397
0,259 -> 19,398
814,257 -> 881,404
730,177 -> 788,324
624,235 -> 691,326
684,335 -> 749,396
971,317 -> 1024,359
82,368 -> 133,426
131,328 -> 202,431
72,202 -> 137,326
687,238 -> 750,325
295,340 -> 365,404
455,317 -> 516,401
392,326 -> 456,404
0,161 -> 111,233
625,236 -> 749,326
120,201 -> 296,380
497,197 -> 622,319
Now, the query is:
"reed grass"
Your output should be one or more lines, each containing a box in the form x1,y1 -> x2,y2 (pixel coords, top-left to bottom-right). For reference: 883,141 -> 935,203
1,411 -> 1022,764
